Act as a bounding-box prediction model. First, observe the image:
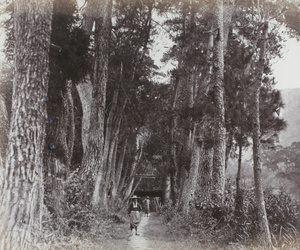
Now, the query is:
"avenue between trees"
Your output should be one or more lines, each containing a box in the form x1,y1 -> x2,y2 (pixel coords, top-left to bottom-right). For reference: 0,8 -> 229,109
0,0 -> 299,249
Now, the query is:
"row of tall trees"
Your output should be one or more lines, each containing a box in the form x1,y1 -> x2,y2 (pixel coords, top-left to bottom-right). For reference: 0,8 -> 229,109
0,0 -> 299,248
152,2 -> 290,244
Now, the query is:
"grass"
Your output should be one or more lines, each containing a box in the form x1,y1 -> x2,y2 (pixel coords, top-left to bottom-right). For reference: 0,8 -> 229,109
32,211 -> 300,249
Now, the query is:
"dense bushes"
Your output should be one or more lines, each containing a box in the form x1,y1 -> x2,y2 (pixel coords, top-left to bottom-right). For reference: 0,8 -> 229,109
41,171 -> 129,247
265,190 -> 300,234
161,188 -> 300,246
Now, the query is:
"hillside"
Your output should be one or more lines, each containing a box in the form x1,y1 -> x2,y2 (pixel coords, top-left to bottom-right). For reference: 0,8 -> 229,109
278,88 -> 300,146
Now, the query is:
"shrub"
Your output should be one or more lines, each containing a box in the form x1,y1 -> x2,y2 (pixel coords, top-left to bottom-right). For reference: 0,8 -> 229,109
161,188 -> 300,246
42,169 -> 128,246
264,190 -> 300,234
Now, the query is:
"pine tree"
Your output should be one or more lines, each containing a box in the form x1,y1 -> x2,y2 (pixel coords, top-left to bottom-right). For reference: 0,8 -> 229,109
0,0 -> 53,248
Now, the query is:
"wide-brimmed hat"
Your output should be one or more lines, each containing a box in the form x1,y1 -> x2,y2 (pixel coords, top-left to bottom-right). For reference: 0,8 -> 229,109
131,195 -> 139,199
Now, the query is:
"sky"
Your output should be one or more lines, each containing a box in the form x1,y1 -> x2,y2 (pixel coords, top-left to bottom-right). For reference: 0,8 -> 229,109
150,29 -> 300,89
272,38 -> 300,90
0,2 -> 299,90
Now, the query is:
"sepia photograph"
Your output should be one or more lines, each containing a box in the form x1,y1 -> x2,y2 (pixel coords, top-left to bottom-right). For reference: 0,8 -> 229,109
0,0 -> 300,249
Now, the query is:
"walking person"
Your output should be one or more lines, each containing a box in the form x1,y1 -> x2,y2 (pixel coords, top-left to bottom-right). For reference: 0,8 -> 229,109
128,195 -> 142,236
143,196 -> 150,217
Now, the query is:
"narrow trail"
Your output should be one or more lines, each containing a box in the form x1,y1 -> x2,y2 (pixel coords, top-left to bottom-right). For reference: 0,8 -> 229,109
127,214 -> 152,249
112,212 -> 201,250
125,212 -> 188,250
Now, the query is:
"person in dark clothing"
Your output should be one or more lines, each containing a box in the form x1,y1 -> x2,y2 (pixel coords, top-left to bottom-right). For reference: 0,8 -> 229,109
143,196 -> 150,217
128,195 -> 142,236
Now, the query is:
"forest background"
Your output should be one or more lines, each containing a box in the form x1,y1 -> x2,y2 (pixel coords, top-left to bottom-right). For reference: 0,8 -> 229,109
0,0 -> 300,249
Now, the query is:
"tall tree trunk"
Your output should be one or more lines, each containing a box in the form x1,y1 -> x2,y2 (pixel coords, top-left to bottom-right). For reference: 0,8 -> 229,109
109,136 -> 119,201
79,0 -> 111,207
169,76 -> 181,204
212,0 -> 226,205
118,162 -> 128,194
235,139 -> 243,216
163,167 -> 171,205
0,1 -> 53,248
44,80 -> 75,217
223,0 -> 235,54
123,178 -> 134,203
102,116 -> 122,206
168,5 -> 189,204
252,82 -> 272,244
251,17 -> 272,244
198,132 -> 213,202
195,16 -> 215,203
181,132 -> 202,213
106,112 -> 123,202
169,119 -> 178,205
76,77 -> 93,153
0,94 -> 8,175
122,157 -> 146,204
120,128 -> 147,203
124,174 -> 143,205
96,89 -> 119,207
122,149 -> 144,197
99,88 -> 126,206
112,138 -> 127,199
225,130 -> 233,171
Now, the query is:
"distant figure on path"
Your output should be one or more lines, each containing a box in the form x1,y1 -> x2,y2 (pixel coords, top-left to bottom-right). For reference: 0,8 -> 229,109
128,195 -> 142,236
143,196 -> 150,217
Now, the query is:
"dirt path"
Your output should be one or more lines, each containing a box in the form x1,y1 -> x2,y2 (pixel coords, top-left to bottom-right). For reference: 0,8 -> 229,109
128,214 -> 152,249
126,212 -> 192,250
110,212 -> 205,250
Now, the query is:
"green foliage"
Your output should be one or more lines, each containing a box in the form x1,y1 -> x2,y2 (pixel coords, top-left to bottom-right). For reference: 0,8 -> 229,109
265,191 -> 300,234
50,0 -> 91,85
42,169 -> 128,246
45,0 -> 88,167
40,205 -> 122,248
161,188 -> 300,246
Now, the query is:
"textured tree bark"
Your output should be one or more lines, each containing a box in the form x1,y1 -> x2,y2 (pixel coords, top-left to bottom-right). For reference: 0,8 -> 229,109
108,136 -> 119,201
0,0 -> 53,249
212,0 -> 226,205
169,113 -> 178,205
113,138 -> 128,200
0,94 -> 8,165
0,95 -> 8,183
76,77 -> 92,154
98,89 -> 120,207
79,0 -> 111,207
199,139 -> 213,202
252,82 -> 271,244
123,178 -> 134,203
105,114 -> 123,202
122,147 -> 144,200
117,161 -> 128,195
181,135 -> 202,214
251,18 -> 272,244
223,0 -> 235,53
44,81 -> 74,217
101,118 -> 121,206
235,140 -> 243,216
225,131 -> 233,171
169,75 -> 181,205
121,129 -> 147,204
163,170 -> 171,205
